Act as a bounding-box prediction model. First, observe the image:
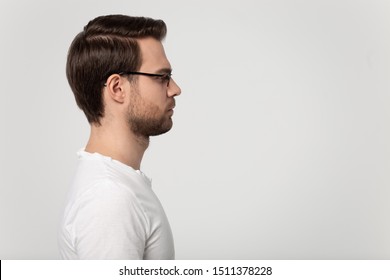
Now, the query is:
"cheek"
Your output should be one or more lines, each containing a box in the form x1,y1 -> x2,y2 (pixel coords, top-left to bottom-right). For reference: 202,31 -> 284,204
139,82 -> 166,100
134,95 -> 164,118
141,92 -> 167,110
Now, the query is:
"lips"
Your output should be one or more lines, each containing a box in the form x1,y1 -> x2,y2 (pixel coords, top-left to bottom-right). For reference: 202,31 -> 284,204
168,100 -> 176,111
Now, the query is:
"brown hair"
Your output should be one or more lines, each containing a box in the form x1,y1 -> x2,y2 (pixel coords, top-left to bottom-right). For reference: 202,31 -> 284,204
66,15 -> 167,125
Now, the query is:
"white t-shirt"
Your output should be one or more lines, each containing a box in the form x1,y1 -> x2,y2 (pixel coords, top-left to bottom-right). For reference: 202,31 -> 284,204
58,150 -> 174,259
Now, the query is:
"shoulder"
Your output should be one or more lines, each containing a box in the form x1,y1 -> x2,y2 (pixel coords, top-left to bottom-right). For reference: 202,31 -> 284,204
78,179 -> 144,213
64,178 -> 149,229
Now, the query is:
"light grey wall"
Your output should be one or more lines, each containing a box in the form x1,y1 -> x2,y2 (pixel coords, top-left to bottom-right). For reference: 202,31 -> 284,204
0,0 -> 389,259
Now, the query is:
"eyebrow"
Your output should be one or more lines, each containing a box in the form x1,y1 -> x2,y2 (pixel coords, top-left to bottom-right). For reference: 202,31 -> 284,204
155,67 -> 172,74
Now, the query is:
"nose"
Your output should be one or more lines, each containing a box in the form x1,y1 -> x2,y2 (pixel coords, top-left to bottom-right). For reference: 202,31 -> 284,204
167,78 -> 181,97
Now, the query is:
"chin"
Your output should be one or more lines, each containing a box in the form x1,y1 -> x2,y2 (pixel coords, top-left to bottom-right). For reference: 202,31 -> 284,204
150,121 -> 173,137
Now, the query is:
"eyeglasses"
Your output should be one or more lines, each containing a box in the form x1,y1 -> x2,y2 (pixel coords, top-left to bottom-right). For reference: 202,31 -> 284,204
119,71 -> 172,87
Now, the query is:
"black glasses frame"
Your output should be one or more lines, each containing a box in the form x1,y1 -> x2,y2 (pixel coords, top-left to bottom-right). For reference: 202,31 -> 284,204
120,71 -> 172,86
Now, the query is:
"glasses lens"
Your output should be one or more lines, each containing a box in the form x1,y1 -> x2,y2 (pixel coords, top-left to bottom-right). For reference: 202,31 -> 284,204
166,73 -> 172,87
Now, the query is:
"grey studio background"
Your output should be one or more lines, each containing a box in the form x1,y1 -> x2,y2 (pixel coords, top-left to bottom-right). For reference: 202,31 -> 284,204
0,0 -> 389,259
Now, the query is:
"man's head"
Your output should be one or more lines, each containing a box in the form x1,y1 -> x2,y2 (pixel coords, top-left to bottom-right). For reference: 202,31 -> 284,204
66,14 -> 181,136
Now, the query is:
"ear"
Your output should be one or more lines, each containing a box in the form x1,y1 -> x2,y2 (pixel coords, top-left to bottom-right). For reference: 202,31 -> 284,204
104,74 -> 127,103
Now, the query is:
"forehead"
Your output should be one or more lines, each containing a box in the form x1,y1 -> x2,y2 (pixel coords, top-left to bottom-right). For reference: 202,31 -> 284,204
137,37 -> 171,71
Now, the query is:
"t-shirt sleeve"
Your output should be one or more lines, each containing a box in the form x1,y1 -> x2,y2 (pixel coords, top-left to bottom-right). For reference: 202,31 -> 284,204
70,181 -> 149,259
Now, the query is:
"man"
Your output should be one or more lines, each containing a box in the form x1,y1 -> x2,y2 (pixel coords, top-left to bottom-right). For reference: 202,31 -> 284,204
58,15 -> 181,260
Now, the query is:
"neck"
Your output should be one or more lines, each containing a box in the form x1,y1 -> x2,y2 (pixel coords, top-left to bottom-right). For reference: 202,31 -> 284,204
84,121 -> 149,170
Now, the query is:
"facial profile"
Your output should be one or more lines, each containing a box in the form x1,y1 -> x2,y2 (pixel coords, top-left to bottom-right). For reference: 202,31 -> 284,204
124,37 -> 180,137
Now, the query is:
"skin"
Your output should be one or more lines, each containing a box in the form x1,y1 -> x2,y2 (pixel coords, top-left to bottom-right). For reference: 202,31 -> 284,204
84,37 -> 182,170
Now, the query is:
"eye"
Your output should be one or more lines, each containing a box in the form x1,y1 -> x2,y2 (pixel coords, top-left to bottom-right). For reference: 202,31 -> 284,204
157,73 -> 172,85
